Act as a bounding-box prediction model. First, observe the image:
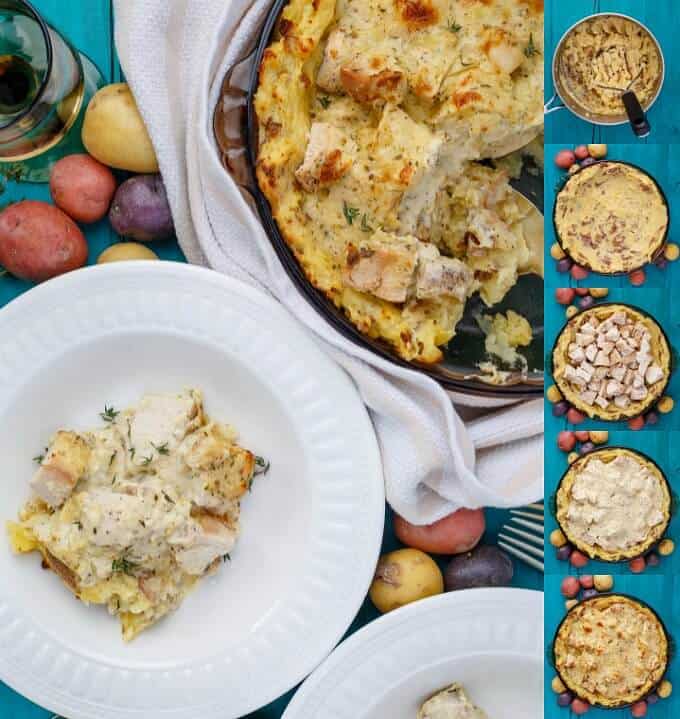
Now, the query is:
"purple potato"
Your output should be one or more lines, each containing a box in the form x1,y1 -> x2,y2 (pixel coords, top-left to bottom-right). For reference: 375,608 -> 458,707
646,552 -> 660,567
109,174 -> 174,241
556,258 -> 573,273
557,692 -> 573,707
556,545 -> 573,562
444,545 -> 513,591
579,441 -> 595,455
581,588 -> 598,600
552,401 -> 570,418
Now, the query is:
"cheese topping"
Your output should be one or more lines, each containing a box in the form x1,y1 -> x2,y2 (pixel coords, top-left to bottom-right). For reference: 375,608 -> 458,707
559,15 -> 662,118
561,454 -> 667,553
555,162 -> 668,274
418,684 -> 488,719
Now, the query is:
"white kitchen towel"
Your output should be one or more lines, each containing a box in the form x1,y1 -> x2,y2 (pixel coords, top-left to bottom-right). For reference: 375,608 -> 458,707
113,0 -> 544,525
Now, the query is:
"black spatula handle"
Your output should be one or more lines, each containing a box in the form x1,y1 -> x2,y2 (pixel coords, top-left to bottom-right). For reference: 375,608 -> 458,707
622,91 -> 651,138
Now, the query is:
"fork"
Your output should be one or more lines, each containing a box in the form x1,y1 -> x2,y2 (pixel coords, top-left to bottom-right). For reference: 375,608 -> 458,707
499,503 -> 544,572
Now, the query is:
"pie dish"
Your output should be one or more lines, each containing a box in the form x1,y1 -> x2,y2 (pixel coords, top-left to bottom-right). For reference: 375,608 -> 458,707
553,594 -> 669,708
554,161 -> 669,275
250,0 -> 543,376
551,303 -> 671,421
555,447 -> 671,562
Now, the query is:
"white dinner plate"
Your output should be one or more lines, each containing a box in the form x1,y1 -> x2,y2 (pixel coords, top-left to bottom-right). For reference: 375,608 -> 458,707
0,262 -> 384,719
283,588 -> 543,719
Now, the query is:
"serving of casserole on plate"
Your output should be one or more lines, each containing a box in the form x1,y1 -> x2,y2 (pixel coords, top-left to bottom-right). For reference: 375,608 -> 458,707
555,446 -> 671,562
553,594 -> 669,708
238,0 -> 544,393
551,303 -> 671,421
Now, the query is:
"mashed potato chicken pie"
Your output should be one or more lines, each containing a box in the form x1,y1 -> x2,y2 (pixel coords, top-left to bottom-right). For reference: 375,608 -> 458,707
554,595 -> 668,708
418,684 -> 487,719
255,0 -> 544,364
556,447 -> 670,562
7,390 -> 267,641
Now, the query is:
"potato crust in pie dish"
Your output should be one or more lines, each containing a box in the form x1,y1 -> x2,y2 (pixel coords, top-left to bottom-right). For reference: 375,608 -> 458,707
552,303 -> 671,421
554,595 -> 668,708
254,0 -> 544,364
7,390 -> 264,641
554,162 -> 668,275
557,15 -> 663,120
556,447 -> 670,562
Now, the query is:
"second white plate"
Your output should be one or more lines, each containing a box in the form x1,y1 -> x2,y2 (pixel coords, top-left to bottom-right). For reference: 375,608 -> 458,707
0,262 -> 385,719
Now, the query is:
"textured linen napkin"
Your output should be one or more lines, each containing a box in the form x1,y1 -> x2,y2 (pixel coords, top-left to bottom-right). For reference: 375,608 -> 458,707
113,0 -> 544,525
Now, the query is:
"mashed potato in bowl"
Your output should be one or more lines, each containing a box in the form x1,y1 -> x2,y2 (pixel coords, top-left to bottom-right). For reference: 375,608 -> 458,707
254,0 -> 544,365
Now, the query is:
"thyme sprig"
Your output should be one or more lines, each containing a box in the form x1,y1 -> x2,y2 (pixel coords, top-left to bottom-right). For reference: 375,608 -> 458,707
100,405 -> 119,423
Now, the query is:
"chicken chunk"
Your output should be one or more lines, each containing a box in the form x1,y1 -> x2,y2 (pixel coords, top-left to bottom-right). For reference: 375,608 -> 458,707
30,431 -> 91,508
418,683 -> 488,719
340,59 -> 407,105
415,243 -> 473,301
485,29 -> 525,75
343,229 -> 419,303
466,208 -> 516,254
316,30 -> 350,93
170,514 -> 237,576
295,123 -> 356,192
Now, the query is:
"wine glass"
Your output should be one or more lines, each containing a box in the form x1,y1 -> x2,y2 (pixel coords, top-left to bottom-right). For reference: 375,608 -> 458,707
0,0 -> 104,181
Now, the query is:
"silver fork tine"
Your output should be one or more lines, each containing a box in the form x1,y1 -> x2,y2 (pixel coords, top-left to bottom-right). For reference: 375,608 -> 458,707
498,542 -> 544,572
510,509 -> 544,520
498,534 -> 544,558
501,524 -> 544,547
526,503 -> 544,511
508,517 -> 543,533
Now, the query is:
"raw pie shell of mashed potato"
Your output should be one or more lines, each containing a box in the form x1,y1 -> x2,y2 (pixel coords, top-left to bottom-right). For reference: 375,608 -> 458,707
556,447 -> 670,562
557,14 -> 663,120
554,162 -> 668,275
552,303 -> 671,421
254,0 -> 544,364
554,595 -> 668,708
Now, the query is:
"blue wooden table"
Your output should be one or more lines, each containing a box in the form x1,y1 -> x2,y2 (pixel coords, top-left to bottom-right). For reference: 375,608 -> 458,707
0,2 -> 542,717
544,575 -> 680,718
545,0 -> 680,144
545,287 -> 680,433
544,144 -> 680,289
545,430 -> 680,575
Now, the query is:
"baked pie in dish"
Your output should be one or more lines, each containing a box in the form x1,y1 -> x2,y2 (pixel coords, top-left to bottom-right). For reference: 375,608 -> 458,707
556,447 -> 670,562
254,0 -> 544,364
554,161 -> 668,275
552,303 -> 671,421
554,594 -> 668,708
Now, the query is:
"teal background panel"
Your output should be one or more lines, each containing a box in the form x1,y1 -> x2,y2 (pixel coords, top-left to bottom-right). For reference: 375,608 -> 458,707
544,575 -> 680,718
544,287 -> 680,432
545,0 -> 680,144
544,144 -> 680,289
545,430 -> 679,575
0,3 -> 542,717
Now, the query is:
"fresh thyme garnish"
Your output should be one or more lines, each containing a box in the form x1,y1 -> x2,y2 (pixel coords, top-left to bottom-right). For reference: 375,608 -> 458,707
524,33 -> 540,58
100,405 -> 119,423
74,521 -> 83,530
129,447 -> 136,459
127,420 -> 132,441
140,455 -> 153,467
360,214 -> 373,233
254,456 -> 270,476
318,95 -> 332,109
109,451 -> 117,467
447,18 -> 462,33
343,201 -> 360,226
32,447 -> 48,464
112,557 -> 137,575
150,442 -> 169,455
139,519 -> 146,528
222,553 -> 231,562
162,491 -> 175,504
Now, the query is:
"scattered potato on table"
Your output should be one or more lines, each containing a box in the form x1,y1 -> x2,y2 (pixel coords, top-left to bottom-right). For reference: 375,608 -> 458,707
369,548 -> 443,613
49,154 -> 117,223
0,200 -> 87,282
393,508 -> 485,555
97,243 -> 159,263
109,174 -> 174,241
444,545 -> 513,591
82,83 -> 159,172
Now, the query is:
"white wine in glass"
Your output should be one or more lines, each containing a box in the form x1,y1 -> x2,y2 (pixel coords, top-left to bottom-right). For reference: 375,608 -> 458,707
0,0 -> 105,181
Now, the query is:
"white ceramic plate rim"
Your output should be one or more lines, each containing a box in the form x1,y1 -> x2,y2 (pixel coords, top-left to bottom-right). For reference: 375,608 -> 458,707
282,588 -> 543,719
0,262 -> 385,719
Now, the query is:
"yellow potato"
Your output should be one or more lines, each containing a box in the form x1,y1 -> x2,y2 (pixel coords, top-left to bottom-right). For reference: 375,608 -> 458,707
369,548 -> 443,613
97,243 -> 159,263
82,83 -> 159,172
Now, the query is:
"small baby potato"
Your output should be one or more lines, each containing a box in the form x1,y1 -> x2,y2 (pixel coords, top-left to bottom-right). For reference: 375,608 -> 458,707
49,154 -> 117,223
393,508 -> 485,555
369,548 -> 443,613
97,242 -> 159,263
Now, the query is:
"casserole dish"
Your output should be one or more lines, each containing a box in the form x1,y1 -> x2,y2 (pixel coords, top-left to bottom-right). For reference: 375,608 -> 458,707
213,0 -> 544,399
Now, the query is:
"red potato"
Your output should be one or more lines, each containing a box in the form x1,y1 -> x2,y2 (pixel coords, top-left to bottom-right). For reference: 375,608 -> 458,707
0,200 -> 88,282
394,508 -> 485,555
49,154 -> 117,223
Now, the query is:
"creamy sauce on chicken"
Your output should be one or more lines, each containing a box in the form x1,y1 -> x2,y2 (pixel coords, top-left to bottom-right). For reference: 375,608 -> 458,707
418,684 -> 487,719
8,390 -> 264,641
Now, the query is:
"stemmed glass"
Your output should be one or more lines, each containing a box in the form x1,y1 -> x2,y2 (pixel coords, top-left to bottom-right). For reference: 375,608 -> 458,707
0,0 -> 104,181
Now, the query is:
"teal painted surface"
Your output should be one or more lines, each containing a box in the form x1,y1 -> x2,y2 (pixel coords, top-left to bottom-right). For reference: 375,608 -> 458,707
0,2 -> 541,717
545,430 -> 679,575
544,575 -> 680,717
545,287 -> 680,432
546,0 -> 680,144
545,144 -> 680,289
